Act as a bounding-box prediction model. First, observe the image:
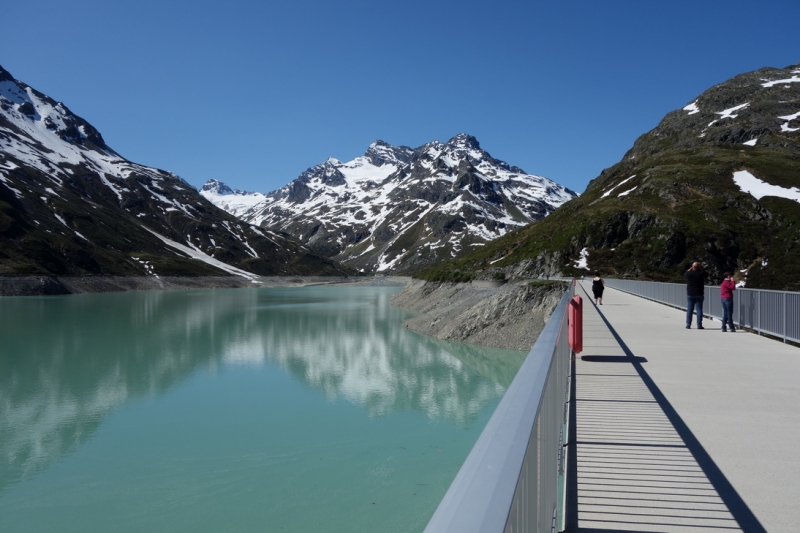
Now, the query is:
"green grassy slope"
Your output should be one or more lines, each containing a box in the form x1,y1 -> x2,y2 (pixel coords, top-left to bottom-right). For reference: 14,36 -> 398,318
417,64 -> 800,290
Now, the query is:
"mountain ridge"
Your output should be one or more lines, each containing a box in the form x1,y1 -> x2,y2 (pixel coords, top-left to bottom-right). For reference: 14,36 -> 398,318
203,133 -> 577,274
0,64 -> 350,282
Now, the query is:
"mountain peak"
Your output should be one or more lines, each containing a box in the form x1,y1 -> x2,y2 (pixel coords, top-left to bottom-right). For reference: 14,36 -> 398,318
0,65 -> 14,83
447,133 -> 481,150
363,139 -> 413,167
0,64 -> 110,152
200,179 -> 234,195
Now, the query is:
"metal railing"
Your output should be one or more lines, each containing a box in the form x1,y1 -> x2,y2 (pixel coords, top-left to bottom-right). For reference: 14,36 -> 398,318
424,283 -> 574,533
603,279 -> 800,344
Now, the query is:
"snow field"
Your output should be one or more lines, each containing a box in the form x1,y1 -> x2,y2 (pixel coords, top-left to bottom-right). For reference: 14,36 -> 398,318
733,170 -> 800,204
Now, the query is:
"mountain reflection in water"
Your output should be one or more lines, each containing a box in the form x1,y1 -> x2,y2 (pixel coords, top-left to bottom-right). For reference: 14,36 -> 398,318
0,285 -> 525,495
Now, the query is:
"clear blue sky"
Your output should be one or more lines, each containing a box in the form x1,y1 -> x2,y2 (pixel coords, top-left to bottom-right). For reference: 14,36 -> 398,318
2,0 -> 798,194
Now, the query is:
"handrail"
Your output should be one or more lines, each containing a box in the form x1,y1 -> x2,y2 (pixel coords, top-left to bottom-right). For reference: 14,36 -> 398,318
603,279 -> 799,344
423,282 -> 574,533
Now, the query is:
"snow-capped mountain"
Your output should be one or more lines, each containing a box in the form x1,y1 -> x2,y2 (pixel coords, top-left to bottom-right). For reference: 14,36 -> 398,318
206,135 -> 577,273
199,179 -> 268,218
0,65 -> 348,280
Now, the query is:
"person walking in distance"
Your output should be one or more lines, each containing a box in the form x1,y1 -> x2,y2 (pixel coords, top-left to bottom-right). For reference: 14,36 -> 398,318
720,272 -> 736,332
591,273 -> 605,305
685,262 -> 708,329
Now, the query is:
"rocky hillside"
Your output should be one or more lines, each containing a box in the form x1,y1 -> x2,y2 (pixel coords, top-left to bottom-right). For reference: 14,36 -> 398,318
391,280 -> 567,351
0,65 -> 349,280
419,63 -> 800,290
203,135 -> 577,274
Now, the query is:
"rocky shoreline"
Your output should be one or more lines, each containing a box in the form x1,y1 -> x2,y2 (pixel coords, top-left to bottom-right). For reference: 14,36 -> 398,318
391,279 -> 567,352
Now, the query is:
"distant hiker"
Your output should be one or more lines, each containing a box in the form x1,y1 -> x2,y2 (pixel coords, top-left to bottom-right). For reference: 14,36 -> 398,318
684,262 -> 708,329
720,272 -> 736,332
591,273 -> 604,305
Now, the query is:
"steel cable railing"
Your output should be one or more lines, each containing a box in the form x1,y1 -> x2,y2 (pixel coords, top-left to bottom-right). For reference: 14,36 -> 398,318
423,282 -> 574,533
602,279 -> 799,344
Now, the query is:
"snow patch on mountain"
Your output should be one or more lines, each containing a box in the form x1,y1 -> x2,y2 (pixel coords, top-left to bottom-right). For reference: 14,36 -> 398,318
601,175 -> 636,198
145,228 -> 259,280
574,247 -> 589,270
683,101 -> 700,115
761,73 -> 800,87
778,111 -> 800,133
733,170 -> 800,203
708,102 -> 750,127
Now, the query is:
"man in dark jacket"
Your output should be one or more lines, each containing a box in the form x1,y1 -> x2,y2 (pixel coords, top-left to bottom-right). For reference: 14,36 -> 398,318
685,262 -> 708,329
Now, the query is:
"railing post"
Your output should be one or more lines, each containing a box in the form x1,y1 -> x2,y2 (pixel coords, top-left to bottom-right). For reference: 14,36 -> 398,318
784,292 -> 787,344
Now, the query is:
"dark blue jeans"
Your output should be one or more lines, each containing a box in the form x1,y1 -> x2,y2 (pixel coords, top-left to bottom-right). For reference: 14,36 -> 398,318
721,298 -> 735,331
686,295 -> 704,327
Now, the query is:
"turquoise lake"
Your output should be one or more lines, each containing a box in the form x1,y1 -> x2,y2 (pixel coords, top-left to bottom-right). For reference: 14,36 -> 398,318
0,284 -> 526,532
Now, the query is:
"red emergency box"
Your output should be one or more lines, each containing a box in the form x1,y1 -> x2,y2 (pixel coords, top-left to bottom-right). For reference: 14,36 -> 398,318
569,295 -> 583,353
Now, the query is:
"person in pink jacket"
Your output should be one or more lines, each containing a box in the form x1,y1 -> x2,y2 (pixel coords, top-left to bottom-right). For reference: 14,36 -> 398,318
720,272 -> 736,332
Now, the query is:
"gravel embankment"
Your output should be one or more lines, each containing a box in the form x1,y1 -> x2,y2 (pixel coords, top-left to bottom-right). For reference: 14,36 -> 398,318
391,279 -> 567,352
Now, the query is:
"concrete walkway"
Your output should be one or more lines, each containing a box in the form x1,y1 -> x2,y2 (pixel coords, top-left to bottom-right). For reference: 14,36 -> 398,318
567,281 -> 800,533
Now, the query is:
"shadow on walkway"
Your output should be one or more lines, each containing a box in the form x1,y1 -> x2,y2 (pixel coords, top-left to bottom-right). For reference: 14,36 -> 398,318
564,287 -> 765,533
